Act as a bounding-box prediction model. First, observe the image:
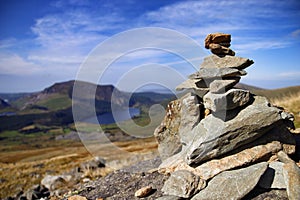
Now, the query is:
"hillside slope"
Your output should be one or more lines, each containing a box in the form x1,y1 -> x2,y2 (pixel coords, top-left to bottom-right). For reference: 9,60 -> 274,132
0,80 -> 175,131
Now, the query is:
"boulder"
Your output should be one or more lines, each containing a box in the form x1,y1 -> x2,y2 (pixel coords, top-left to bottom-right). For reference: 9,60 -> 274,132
200,54 -> 254,69
203,89 -> 250,112
204,33 -> 231,49
209,78 -> 240,93
185,96 -> 283,165
154,99 -> 182,160
191,162 -> 268,200
162,170 -> 206,198
258,161 -> 286,189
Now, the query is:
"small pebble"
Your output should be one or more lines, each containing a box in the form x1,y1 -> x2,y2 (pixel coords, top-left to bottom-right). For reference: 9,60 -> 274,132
135,186 -> 153,198
68,195 -> 87,200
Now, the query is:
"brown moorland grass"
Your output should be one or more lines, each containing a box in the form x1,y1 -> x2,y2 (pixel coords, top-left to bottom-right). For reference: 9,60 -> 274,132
270,91 -> 300,128
0,137 -> 158,199
253,86 -> 300,128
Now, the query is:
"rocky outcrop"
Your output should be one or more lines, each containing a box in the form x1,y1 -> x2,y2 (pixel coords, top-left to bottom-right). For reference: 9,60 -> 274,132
153,33 -> 298,199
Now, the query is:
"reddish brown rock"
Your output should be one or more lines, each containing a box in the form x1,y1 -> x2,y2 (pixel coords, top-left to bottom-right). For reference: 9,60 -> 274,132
159,141 -> 282,180
195,141 -> 282,180
205,33 -> 231,49
68,195 -> 87,200
209,43 -> 235,56
135,186 -> 153,198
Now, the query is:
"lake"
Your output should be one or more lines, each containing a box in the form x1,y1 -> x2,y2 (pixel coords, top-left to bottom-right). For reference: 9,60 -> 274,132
83,107 -> 140,124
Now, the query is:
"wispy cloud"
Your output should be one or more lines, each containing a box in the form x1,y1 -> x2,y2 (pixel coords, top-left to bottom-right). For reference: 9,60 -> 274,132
291,29 -> 300,38
141,0 -> 300,52
278,71 -> 300,80
0,53 -> 42,75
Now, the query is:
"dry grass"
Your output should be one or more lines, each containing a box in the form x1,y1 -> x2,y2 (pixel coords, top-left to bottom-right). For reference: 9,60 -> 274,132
269,92 -> 300,128
0,151 -> 91,198
0,137 -> 158,199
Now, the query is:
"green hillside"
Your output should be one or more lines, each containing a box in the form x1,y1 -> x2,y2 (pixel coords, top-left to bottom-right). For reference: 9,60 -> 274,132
0,80 -> 175,132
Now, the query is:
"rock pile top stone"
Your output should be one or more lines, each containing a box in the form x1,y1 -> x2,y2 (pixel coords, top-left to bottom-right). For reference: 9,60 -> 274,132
205,33 -> 235,56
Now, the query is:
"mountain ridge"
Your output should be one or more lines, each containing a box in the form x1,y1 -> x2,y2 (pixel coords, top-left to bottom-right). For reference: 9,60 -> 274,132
0,80 -> 176,131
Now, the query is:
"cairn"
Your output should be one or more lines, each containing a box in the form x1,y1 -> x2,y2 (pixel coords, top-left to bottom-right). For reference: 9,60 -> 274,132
154,33 -> 300,199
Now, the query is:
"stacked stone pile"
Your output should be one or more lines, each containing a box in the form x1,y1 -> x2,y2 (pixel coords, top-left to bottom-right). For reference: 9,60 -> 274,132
154,33 -> 300,200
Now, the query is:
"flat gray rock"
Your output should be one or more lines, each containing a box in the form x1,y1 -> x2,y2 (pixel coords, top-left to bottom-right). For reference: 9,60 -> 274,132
185,96 -> 282,165
176,79 -> 204,91
192,162 -> 268,200
259,161 -> 286,189
282,161 -> 300,200
189,68 -> 247,79
179,93 -> 202,146
209,78 -> 240,93
203,89 -> 250,112
162,170 -> 206,198
154,99 -> 182,160
200,54 -> 254,69
176,79 -> 209,98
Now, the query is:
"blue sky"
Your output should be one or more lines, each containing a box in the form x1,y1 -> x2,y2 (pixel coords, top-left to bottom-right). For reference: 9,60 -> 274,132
0,0 -> 300,93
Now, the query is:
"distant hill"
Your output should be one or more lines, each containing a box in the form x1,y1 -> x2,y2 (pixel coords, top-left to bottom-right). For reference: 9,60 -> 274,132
251,85 -> 300,100
0,98 -> 10,109
0,92 -> 31,103
0,80 -> 175,131
235,83 -> 264,91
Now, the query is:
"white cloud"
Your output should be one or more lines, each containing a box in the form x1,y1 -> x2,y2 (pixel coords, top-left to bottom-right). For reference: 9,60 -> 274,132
278,71 -> 300,80
0,38 -> 18,49
234,41 -> 291,53
0,53 -> 42,75
291,29 -> 300,38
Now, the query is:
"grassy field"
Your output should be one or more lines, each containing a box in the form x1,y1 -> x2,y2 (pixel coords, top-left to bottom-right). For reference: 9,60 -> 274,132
270,92 -> 300,128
